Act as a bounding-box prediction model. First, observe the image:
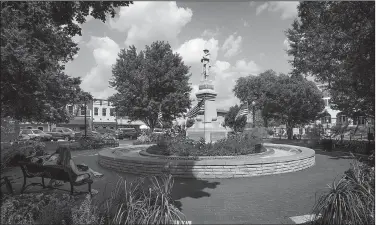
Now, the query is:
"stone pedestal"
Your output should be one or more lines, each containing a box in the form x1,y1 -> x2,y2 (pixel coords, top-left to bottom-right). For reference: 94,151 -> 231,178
186,80 -> 229,143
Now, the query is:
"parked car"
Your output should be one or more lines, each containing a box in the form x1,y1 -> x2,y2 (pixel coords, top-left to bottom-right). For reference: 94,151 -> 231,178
118,128 -> 140,139
75,130 -> 101,140
152,128 -> 164,135
46,127 -> 80,141
19,129 -> 52,141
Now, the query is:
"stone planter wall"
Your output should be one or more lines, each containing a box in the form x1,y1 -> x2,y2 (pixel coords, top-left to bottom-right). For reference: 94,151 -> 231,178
98,143 -> 315,179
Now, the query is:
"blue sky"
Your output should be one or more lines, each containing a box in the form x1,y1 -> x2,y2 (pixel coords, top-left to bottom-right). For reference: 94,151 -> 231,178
65,1 -> 299,110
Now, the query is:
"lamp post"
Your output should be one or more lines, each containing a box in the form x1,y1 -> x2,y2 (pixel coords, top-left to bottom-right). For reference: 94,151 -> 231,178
252,101 -> 256,128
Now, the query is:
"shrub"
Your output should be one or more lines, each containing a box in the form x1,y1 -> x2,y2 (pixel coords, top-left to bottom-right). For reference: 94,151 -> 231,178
312,158 -> 374,225
1,141 -> 47,169
146,131 -> 264,157
0,192 -> 77,225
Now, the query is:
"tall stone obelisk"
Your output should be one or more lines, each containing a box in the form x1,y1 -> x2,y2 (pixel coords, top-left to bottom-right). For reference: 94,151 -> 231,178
186,49 -> 229,143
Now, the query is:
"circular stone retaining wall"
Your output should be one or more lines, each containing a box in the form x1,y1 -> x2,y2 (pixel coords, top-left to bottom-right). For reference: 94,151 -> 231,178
98,143 -> 315,179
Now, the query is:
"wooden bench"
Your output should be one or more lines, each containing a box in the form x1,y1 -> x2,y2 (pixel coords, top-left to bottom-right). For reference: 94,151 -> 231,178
19,162 -> 93,195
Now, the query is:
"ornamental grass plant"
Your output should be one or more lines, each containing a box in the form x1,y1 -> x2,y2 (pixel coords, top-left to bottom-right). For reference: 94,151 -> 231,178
311,155 -> 374,225
97,174 -> 186,225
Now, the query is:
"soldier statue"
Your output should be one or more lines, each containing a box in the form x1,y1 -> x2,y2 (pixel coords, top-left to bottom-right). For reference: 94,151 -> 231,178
201,49 -> 211,80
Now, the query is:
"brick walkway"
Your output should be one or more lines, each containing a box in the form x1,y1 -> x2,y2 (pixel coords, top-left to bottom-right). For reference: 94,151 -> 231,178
2,146 -> 355,224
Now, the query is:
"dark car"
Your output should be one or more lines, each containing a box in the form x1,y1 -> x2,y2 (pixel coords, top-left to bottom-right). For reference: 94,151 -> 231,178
46,127 -> 80,141
119,128 -> 139,139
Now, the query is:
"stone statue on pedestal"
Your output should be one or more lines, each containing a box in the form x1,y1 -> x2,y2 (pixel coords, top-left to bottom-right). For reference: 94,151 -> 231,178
201,49 -> 211,81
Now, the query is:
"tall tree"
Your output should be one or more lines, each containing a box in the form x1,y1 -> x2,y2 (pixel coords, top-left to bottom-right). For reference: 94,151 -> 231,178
233,70 -> 280,127
109,41 -> 192,131
1,1 -> 131,123
286,1 -> 375,118
267,75 -> 325,139
224,105 -> 247,133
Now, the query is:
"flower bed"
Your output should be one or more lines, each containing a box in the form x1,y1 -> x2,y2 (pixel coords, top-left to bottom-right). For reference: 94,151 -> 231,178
146,132 -> 263,157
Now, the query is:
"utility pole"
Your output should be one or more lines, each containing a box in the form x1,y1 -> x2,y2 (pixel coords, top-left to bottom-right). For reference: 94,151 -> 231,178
84,97 -> 87,138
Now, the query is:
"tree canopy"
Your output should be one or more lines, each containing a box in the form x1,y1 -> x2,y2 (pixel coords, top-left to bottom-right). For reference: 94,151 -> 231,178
224,105 -> 247,133
1,1 -> 131,123
233,70 -> 280,127
109,41 -> 192,131
286,1 -> 375,118
233,70 -> 325,139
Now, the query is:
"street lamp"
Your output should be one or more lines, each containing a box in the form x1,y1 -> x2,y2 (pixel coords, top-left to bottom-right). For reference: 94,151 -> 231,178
252,101 -> 256,128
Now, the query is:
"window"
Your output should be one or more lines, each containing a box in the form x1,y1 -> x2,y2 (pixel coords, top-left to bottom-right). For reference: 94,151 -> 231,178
100,100 -> 102,106
110,108 -> 115,116
324,99 -> 329,107
68,105 -> 73,114
108,101 -> 110,106
321,116 -> 331,124
337,115 -> 348,124
94,107 -> 99,116
23,130 -> 32,134
354,116 -> 366,125
27,126 -> 32,129
102,108 -> 107,116
81,106 -> 86,116
110,127 -> 114,130
37,127 -> 43,131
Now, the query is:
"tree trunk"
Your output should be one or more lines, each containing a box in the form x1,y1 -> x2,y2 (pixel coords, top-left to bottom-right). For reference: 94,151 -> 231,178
286,123 -> 294,140
263,118 -> 268,127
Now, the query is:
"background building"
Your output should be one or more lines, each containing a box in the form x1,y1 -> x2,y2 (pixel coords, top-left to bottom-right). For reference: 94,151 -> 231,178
92,99 -> 116,130
57,103 -> 92,131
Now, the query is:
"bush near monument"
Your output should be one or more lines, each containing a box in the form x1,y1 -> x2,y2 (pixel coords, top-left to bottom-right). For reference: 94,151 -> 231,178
146,131 -> 264,157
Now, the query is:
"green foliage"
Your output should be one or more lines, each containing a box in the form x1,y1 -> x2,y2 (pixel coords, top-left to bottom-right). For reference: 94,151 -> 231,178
98,175 -> 186,225
286,2 -> 375,118
0,192 -> 77,225
234,70 -> 325,139
1,141 -> 47,169
224,104 -> 247,132
312,159 -> 374,225
233,70 -> 280,127
186,118 -> 195,128
146,131 -> 264,157
1,1 -> 129,123
109,41 -> 192,131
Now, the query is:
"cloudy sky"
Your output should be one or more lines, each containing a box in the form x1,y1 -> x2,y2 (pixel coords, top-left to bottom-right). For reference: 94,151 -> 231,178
65,1 -> 299,110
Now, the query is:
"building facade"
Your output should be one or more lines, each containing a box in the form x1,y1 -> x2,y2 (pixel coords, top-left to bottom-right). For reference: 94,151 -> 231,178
92,99 -> 117,130
56,103 -> 92,131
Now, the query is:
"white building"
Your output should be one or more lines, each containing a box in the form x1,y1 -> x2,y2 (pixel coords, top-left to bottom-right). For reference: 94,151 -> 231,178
92,99 -> 116,130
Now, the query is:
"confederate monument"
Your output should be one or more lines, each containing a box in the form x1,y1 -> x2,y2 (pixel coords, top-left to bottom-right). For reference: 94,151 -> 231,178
186,49 -> 229,143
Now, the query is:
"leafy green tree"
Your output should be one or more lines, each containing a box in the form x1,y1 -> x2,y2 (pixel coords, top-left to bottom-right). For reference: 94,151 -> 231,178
224,105 -> 247,133
1,1 -> 131,123
286,1 -> 375,118
109,41 -> 192,131
267,75 -> 325,139
233,70 -> 280,127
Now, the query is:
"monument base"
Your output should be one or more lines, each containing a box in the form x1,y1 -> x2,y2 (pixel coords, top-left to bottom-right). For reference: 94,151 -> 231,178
186,121 -> 229,143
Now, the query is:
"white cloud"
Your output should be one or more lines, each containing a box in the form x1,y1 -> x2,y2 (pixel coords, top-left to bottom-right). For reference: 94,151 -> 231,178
249,1 -> 256,7
80,36 -> 120,98
242,19 -> 250,27
211,59 -> 261,109
256,2 -> 299,19
221,33 -> 242,58
259,52 -> 266,60
256,3 -> 269,15
175,38 -> 219,65
109,2 -> 192,49
201,27 -> 220,38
